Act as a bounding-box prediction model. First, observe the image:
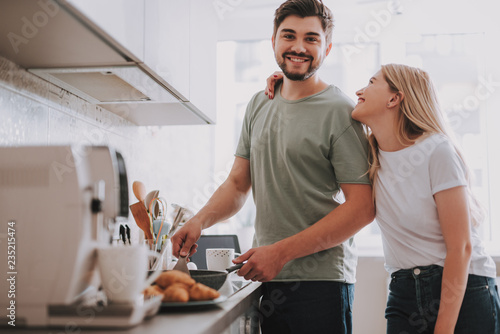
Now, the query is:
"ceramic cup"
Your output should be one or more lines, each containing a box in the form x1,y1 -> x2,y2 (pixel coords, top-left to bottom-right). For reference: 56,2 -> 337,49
97,245 -> 161,303
206,248 -> 240,271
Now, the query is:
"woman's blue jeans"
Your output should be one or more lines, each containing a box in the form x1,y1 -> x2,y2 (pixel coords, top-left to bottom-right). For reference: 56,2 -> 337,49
386,264 -> 500,333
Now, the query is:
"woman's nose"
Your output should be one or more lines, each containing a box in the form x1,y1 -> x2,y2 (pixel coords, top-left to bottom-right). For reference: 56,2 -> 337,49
356,88 -> 363,96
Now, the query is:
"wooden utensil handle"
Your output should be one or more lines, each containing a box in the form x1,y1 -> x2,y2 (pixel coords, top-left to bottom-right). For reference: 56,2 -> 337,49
130,201 -> 154,240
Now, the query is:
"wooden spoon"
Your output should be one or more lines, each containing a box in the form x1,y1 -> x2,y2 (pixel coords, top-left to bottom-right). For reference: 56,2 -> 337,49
130,201 -> 154,240
144,190 -> 159,215
132,181 -> 147,207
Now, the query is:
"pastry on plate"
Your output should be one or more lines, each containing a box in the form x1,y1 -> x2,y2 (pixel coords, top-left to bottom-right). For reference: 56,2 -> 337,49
189,283 -> 220,301
162,283 -> 190,303
155,270 -> 195,289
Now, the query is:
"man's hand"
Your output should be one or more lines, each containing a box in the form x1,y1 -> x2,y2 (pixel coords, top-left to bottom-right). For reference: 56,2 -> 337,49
232,244 -> 287,282
171,219 -> 203,258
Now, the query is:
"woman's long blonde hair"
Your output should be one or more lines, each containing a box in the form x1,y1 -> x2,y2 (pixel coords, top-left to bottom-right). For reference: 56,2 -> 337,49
367,63 -> 484,225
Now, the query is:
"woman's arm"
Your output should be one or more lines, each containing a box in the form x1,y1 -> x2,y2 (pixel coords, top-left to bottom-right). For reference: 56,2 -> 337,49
234,183 -> 375,282
433,185 -> 472,334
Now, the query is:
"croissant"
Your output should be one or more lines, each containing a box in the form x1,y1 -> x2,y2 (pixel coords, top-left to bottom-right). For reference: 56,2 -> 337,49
189,283 -> 220,301
155,270 -> 195,289
162,283 -> 190,303
143,285 -> 164,297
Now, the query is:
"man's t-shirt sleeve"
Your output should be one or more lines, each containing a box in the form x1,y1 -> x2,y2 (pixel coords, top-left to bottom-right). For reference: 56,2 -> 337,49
330,119 -> 371,185
235,98 -> 254,160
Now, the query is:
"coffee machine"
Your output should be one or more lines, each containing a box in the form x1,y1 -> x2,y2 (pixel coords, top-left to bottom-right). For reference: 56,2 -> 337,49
0,146 -> 159,328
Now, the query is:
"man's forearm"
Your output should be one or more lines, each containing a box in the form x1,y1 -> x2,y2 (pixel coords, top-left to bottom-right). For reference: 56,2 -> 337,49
275,185 -> 374,263
172,157 -> 251,257
191,179 -> 250,229
233,186 -> 374,282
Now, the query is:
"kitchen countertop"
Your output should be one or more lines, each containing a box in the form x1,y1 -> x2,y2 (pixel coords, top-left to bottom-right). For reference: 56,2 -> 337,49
127,281 -> 262,334
8,281 -> 262,334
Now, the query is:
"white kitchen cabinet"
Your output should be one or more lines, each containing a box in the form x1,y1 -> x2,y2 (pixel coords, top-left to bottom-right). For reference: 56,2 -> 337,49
66,0 -> 145,62
189,0 -> 217,123
144,0 -> 190,100
47,0 -> 217,124
144,0 -> 217,123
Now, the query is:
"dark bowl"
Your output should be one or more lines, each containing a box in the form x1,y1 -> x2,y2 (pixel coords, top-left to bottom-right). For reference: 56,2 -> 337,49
148,270 -> 227,291
189,270 -> 227,291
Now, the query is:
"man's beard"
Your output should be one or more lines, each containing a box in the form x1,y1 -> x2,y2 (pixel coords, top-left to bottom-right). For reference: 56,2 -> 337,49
277,52 -> 320,81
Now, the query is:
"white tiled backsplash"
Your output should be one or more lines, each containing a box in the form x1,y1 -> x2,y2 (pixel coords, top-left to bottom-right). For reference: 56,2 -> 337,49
0,55 -> 215,241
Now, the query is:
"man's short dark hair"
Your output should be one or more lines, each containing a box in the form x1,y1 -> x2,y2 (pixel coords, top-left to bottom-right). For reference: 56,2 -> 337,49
273,0 -> 334,44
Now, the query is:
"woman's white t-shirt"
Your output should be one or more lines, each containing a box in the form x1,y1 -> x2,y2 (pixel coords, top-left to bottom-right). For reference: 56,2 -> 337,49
375,133 -> 496,277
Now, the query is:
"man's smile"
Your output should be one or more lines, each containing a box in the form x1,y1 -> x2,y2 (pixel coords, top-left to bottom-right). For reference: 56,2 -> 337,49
283,53 -> 312,64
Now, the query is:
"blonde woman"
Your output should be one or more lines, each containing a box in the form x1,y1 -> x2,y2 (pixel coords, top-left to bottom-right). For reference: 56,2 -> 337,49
266,64 -> 500,333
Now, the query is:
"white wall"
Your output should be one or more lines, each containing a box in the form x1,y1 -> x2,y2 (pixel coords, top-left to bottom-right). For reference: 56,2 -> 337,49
353,257 -> 388,334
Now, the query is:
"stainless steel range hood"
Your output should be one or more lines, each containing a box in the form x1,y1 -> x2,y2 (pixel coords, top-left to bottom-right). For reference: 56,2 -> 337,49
32,67 -> 155,104
29,66 -> 211,125
0,0 -> 212,125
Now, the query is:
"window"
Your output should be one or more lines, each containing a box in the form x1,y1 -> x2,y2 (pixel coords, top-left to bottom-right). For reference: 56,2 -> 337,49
405,33 -> 498,249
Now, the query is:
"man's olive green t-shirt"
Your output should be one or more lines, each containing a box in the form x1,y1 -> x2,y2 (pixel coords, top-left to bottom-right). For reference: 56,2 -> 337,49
235,84 -> 370,283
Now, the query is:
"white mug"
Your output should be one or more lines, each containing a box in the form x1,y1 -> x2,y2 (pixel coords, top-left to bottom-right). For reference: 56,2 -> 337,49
97,245 -> 161,303
206,248 -> 240,271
